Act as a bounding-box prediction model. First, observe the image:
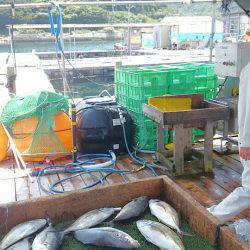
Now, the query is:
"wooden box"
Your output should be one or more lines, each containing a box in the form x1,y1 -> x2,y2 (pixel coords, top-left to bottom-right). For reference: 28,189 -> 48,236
0,177 -> 248,250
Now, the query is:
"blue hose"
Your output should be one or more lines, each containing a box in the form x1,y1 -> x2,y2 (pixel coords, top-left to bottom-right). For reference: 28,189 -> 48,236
117,107 -> 158,177
37,106 -> 157,194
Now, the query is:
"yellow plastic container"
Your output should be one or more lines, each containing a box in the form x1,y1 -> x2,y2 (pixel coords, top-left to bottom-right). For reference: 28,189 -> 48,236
0,123 -> 8,162
12,111 -> 72,162
148,95 -> 192,112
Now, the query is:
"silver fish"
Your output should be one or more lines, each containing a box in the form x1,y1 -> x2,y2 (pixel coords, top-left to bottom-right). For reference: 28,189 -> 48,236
149,199 -> 181,234
113,196 -> 149,221
137,220 -> 185,250
0,219 -> 46,250
32,224 -> 63,250
6,238 -> 30,250
74,227 -> 140,249
63,207 -> 120,234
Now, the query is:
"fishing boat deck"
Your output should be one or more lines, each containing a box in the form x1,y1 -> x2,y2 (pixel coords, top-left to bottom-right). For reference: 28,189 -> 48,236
0,140 -> 249,223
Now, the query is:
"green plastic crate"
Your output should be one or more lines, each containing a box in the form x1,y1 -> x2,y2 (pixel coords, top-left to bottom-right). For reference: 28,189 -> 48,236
126,84 -> 168,100
129,111 -> 169,150
116,64 -> 218,149
195,75 -> 218,91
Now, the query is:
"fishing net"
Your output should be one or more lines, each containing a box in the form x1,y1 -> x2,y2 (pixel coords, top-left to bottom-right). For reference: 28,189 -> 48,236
0,91 -> 71,161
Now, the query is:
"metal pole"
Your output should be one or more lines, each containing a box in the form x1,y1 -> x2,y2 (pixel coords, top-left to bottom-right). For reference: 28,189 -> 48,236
69,27 -> 72,59
114,61 -> 122,100
71,102 -> 77,163
0,0 -> 220,10
128,27 -> 132,56
74,25 -> 76,61
209,0 -> 216,63
59,10 -> 68,96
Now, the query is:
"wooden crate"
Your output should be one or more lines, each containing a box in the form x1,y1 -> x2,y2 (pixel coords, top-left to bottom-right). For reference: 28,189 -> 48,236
0,176 -> 248,250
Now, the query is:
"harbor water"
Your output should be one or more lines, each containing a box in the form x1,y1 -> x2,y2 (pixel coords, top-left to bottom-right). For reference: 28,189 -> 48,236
0,40 -> 119,53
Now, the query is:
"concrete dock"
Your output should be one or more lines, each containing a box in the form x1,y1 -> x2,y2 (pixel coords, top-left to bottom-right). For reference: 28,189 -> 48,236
0,48 -> 213,101
0,52 -> 54,109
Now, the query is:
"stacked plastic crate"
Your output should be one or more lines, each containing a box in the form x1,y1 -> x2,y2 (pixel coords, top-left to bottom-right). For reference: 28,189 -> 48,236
116,63 -> 218,150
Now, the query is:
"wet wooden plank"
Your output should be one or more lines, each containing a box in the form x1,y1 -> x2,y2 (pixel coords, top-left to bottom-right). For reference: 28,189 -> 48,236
213,160 -> 241,181
193,177 -> 229,202
116,156 -> 138,182
213,153 -> 243,174
95,159 -> 121,185
57,172 -> 75,193
177,178 -> 215,206
212,165 -> 241,192
28,176 -> 41,199
67,172 -> 86,191
37,174 -> 52,196
228,153 -> 241,162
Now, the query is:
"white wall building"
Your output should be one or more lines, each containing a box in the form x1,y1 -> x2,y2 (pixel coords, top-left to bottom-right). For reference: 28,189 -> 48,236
160,16 -> 223,36
223,2 -> 250,40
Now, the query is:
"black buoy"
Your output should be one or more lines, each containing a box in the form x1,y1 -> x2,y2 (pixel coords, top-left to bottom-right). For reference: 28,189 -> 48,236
76,105 -> 134,154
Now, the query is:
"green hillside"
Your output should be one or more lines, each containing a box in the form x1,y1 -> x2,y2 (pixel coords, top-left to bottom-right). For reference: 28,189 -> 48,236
0,1 -> 222,35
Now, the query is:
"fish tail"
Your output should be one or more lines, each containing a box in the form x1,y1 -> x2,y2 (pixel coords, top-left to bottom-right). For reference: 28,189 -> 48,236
44,212 -> 52,225
103,220 -> 115,227
59,231 -> 67,241
180,230 -> 194,237
62,228 -> 71,236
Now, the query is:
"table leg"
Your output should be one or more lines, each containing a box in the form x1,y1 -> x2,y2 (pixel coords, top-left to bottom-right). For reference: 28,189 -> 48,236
173,124 -> 184,175
157,123 -> 165,154
183,127 -> 192,158
204,121 -> 214,172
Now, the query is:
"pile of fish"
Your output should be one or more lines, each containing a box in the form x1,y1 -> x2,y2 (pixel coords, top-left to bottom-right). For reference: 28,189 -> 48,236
0,196 -> 186,250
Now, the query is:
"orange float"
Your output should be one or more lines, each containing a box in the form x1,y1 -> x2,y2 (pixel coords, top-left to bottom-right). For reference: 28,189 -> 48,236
0,123 -> 8,162
12,111 -> 72,162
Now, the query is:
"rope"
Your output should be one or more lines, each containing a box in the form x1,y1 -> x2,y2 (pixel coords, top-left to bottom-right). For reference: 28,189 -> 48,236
48,2 -> 63,52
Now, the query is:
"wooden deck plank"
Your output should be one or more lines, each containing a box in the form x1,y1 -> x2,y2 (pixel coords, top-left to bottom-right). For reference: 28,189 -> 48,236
37,174 -> 52,196
228,154 -> 241,162
57,173 -> 75,193
190,177 -> 229,203
13,164 -> 30,202
0,151 -> 249,223
177,178 -> 215,206
213,153 -> 243,174
14,177 -> 29,201
28,176 -> 41,199
67,174 -> 86,191
212,165 -> 241,192
116,157 -> 139,181
213,160 -> 241,181
0,166 -> 16,204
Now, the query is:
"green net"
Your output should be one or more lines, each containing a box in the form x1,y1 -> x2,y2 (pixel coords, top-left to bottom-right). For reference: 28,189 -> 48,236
0,91 -> 70,160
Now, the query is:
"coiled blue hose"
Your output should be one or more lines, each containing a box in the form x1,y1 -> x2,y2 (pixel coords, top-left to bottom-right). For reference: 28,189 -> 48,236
37,107 -> 157,194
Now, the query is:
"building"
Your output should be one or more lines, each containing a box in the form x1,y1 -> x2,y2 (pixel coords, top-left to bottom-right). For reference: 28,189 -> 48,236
161,16 -> 223,41
223,2 -> 250,40
153,16 -> 223,50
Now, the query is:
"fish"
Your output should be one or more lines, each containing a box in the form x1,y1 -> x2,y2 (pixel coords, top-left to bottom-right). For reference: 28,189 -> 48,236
0,219 -> 47,250
63,207 -> 121,234
137,220 -> 185,250
149,199 -> 182,234
74,227 -> 140,249
113,196 -> 149,221
32,224 -> 63,250
6,238 -> 30,250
